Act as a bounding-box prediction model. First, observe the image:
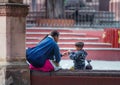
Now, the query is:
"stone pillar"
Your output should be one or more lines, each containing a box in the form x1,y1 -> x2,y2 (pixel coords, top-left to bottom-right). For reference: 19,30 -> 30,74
0,0 -> 30,85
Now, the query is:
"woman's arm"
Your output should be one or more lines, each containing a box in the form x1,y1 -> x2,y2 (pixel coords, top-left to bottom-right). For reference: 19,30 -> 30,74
54,43 -> 61,63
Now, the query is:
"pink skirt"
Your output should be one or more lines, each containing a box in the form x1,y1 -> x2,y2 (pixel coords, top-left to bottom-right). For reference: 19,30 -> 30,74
29,60 -> 54,72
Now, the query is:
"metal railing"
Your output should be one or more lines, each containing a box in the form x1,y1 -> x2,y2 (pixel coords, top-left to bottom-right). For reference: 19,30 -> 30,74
24,0 -> 120,28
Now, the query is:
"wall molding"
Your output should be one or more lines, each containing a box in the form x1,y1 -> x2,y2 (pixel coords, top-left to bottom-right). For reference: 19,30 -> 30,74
0,3 -> 28,17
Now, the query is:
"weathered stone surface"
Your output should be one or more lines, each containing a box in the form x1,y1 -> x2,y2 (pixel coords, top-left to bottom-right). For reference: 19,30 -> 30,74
0,21 -> 26,61
31,69 -> 120,77
0,1 -> 30,85
0,3 -> 28,17
31,70 -> 120,85
0,3 -> 28,62
0,62 -> 30,85
0,0 -> 23,3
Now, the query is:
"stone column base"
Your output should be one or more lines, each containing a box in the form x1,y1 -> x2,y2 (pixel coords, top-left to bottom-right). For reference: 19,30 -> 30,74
0,62 -> 30,85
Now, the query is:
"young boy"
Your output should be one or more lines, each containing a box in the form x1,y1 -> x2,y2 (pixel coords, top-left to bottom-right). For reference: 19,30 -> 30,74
64,42 -> 88,70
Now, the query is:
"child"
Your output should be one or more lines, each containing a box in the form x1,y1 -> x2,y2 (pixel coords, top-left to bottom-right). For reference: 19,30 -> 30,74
64,42 -> 88,70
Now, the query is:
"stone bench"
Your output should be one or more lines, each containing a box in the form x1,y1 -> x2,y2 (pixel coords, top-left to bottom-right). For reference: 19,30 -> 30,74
31,70 -> 120,85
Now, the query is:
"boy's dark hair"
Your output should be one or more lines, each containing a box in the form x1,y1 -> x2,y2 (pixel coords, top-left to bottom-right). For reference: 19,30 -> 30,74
50,30 -> 59,37
75,42 -> 84,48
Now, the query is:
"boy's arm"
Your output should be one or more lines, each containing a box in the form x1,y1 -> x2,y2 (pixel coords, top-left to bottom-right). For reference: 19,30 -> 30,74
84,51 -> 88,57
76,50 -> 88,59
69,52 -> 77,60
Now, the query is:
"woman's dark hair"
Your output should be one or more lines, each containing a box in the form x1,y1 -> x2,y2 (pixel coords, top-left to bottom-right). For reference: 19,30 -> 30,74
40,34 -> 48,42
50,30 -> 59,37
40,30 -> 59,42
75,42 -> 84,48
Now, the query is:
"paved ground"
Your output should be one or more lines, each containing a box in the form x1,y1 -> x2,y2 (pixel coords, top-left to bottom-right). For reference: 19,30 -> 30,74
60,60 -> 120,70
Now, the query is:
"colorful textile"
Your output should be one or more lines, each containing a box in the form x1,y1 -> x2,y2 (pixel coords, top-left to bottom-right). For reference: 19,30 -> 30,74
29,60 -> 54,72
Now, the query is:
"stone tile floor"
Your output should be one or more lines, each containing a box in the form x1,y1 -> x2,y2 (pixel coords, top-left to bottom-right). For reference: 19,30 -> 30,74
60,60 -> 120,70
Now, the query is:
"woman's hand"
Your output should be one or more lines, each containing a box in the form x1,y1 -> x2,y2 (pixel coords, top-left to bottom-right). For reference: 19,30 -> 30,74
62,50 -> 71,56
62,52 -> 68,56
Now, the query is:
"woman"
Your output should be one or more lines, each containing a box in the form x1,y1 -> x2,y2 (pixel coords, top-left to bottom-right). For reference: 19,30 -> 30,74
26,30 -> 62,72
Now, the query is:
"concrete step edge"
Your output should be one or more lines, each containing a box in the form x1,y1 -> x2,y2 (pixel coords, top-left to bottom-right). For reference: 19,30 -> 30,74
26,42 -> 112,46
25,47 -> 120,51
60,37 -> 99,40
26,27 -> 75,30
26,37 -> 100,40
26,32 -> 86,36
58,42 -> 111,45
26,27 -> 104,31
60,48 -> 120,51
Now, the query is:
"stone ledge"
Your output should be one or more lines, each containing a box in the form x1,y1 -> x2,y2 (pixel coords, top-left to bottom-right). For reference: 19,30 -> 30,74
0,3 -> 28,17
0,61 -> 29,68
31,70 -> 120,77
31,70 -> 120,85
0,57 -> 26,62
0,62 -> 30,85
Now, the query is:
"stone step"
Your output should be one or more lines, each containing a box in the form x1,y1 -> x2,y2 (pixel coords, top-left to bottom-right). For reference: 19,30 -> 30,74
26,27 -> 104,41
59,38 -> 100,42
60,48 -> 120,61
26,27 -> 104,34
26,38 -> 100,42
26,32 -> 86,37
26,42 -> 112,48
26,32 -> 86,35
26,37 -> 100,43
26,27 -> 103,37
26,27 -> 74,32
59,42 -> 112,48
25,27 -> 119,61
26,37 -> 99,42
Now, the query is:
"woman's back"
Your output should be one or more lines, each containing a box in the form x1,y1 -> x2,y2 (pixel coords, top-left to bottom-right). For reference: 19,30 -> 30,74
26,36 -> 58,67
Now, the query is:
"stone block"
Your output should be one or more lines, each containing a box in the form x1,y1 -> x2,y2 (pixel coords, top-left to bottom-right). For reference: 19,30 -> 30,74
0,62 -> 30,85
0,3 -> 28,62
